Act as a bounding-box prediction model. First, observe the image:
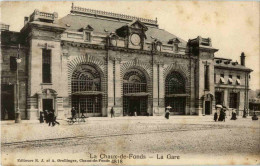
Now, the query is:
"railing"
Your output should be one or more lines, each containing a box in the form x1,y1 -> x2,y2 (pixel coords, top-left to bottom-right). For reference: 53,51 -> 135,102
39,11 -> 54,19
71,6 -> 157,25
29,9 -> 57,22
0,23 -> 9,31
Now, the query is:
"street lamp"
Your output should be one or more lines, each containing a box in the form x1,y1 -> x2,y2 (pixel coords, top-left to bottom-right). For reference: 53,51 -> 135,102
15,44 -> 22,123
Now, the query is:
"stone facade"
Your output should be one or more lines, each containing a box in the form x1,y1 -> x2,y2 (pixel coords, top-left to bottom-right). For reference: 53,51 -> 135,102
0,6 -> 253,120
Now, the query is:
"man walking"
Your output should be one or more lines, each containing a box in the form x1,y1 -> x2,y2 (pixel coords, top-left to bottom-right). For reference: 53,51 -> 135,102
110,107 -> 115,118
71,107 -> 76,120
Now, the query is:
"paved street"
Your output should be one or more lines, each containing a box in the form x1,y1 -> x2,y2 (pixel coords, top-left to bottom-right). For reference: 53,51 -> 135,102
1,116 -> 260,165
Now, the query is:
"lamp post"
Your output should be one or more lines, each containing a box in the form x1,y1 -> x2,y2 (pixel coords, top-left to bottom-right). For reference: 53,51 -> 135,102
15,44 -> 22,123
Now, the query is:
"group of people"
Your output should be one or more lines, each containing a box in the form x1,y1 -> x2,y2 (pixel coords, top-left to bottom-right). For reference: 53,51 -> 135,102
214,107 -> 238,122
39,109 -> 60,126
214,108 -> 226,122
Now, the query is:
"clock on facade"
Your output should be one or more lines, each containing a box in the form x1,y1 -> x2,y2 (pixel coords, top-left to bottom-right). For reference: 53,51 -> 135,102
130,34 -> 141,46
156,45 -> 161,51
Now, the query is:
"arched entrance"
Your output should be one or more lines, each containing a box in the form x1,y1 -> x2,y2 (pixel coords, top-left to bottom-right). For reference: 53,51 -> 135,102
165,71 -> 187,115
123,68 -> 149,116
71,64 -> 103,117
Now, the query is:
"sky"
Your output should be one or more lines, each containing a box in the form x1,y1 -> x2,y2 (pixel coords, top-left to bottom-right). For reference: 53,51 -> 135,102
0,1 -> 259,90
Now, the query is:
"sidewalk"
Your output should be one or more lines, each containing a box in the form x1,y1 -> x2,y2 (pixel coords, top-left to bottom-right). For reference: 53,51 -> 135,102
1,115 -> 258,144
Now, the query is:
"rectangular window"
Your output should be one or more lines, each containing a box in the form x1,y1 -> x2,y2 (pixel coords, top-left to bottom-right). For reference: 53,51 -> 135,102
204,65 -> 209,90
214,73 -> 216,83
85,32 -> 91,41
42,49 -> 51,83
229,93 -> 238,108
10,56 -> 17,71
174,44 -> 178,52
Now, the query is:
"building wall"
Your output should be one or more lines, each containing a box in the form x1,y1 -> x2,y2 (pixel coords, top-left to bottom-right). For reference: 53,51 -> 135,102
214,68 -> 250,116
1,45 -> 28,119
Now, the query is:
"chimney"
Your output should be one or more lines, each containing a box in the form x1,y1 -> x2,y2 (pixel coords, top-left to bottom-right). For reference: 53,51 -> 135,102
240,52 -> 245,66
24,17 -> 29,25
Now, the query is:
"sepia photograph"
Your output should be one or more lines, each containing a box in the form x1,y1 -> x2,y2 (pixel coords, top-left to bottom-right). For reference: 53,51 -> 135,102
0,1 -> 259,165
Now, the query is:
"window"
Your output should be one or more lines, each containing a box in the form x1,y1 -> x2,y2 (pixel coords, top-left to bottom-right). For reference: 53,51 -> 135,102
42,49 -> 51,83
165,71 -> 186,95
214,73 -> 216,83
204,65 -> 209,90
174,44 -> 178,52
10,56 -> 17,71
236,75 -> 241,85
229,93 -> 238,108
85,32 -> 91,41
220,74 -> 225,84
228,75 -> 233,85
215,92 -> 223,105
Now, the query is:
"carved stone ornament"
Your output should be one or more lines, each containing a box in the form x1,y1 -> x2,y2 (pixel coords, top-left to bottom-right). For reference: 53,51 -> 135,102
38,43 -> 55,49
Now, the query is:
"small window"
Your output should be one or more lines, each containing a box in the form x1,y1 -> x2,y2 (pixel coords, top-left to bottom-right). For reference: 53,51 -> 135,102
85,32 -> 91,41
10,56 -> 17,71
214,73 -> 216,83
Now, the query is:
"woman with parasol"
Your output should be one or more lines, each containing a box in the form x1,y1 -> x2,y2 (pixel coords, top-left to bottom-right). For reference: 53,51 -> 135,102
165,105 -> 171,119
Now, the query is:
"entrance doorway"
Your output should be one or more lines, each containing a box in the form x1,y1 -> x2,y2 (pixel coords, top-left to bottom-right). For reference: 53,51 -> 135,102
165,97 -> 186,115
205,101 -> 211,115
1,84 -> 15,120
124,97 -> 148,116
72,95 -> 102,116
43,99 -> 53,112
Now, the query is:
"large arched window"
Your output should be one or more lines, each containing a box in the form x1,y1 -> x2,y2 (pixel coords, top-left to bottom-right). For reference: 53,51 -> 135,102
71,64 -> 102,115
165,71 -> 185,95
71,64 -> 101,93
123,69 -> 147,94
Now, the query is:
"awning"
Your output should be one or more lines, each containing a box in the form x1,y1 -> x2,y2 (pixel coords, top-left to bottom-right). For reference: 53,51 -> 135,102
124,92 -> 150,97
165,94 -> 189,97
72,91 -> 103,96
228,78 -> 233,83
220,77 -> 225,84
236,79 -> 241,85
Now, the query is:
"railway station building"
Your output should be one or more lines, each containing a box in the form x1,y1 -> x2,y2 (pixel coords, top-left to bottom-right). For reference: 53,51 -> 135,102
0,5 -> 253,120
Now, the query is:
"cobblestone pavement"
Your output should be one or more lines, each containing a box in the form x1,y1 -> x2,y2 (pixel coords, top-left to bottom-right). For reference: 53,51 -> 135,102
1,116 -> 260,165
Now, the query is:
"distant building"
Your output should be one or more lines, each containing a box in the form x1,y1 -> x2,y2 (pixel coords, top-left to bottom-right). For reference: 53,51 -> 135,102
0,5 -> 253,120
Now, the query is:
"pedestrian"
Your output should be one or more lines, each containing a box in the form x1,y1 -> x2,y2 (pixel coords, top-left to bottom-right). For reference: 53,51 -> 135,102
252,112 -> 258,121
214,111 -> 218,122
39,110 -> 44,123
230,109 -> 237,120
81,108 -> 86,118
47,110 -> 54,126
71,107 -> 76,120
4,108 -> 8,120
110,107 -> 115,118
52,114 -> 60,126
134,107 -> 137,117
219,109 -> 225,122
165,108 -> 170,119
49,109 -> 59,126
44,109 -> 48,123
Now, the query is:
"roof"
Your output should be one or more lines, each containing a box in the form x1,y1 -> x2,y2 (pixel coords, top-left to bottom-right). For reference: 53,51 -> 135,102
57,14 -> 187,46
214,57 -> 253,72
